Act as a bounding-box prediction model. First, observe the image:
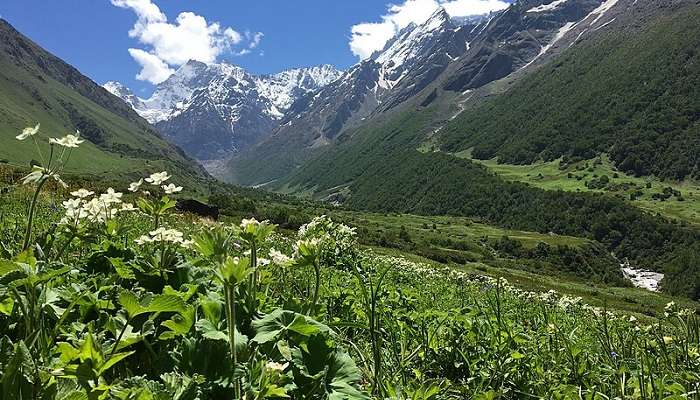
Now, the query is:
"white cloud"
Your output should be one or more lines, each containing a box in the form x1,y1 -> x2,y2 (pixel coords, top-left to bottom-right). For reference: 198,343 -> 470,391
349,22 -> 397,60
128,48 -> 174,84
248,32 -> 264,49
349,0 -> 510,60
112,0 -> 262,84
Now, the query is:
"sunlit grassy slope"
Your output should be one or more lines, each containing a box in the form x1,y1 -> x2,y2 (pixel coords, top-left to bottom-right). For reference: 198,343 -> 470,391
0,19 -> 208,190
454,151 -> 700,226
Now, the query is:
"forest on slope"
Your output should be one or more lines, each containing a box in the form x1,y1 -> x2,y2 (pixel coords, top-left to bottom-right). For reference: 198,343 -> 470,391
439,6 -> 700,181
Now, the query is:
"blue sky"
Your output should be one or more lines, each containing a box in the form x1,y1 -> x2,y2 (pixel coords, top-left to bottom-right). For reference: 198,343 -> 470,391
0,0 -> 509,96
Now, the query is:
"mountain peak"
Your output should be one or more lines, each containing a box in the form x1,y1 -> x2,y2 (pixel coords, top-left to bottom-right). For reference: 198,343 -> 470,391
428,6 -> 451,23
103,81 -> 131,96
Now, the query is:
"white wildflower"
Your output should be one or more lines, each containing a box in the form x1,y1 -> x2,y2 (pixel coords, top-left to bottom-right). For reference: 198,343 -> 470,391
135,235 -> 153,245
128,179 -> 143,192
269,248 -> 292,266
149,227 -> 184,243
145,171 -> 171,185
162,183 -> 183,194
99,188 -> 123,204
120,203 -> 136,212
82,198 -> 104,222
21,165 -> 67,188
49,132 -> 84,148
16,123 -> 40,141
62,198 -> 82,211
241,217 -> 260,230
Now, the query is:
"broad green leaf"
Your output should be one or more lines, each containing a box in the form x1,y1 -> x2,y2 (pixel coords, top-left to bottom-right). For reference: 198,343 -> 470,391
160,305 -> 196,340
119,291 -> 144,319
77,333 -> 102,366
252,308 -> 331,345
58,391 -> 89,400
0,295 -> 13,316
1,341 -> 36,399
195,319 -> 229,342
119,291 -> 185,319
96,351 -> 135,376
0,259 -> 20,277
288,315 -> 321,337
198,292 -> 223,325
147,294 -> 186,314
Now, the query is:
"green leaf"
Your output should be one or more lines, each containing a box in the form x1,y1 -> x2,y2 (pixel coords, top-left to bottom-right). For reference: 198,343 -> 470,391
119,291 -> 186,319
58,391 -> 89,400
0,295 -> 13,316
160,305 -> 196,340
77,333 -> 102,366
109,258 -> 135,280
288,315 -> 321,337
198,292 -> 223,325
96,351 -> 135,377
147,294 -> 186,314
216,256 -> 252,285
195,319 -> 229,342
119,291 -> 144,319
253,308 -> 331,345
2,341 -> 36,399
0,259 -> 20,277
290,336 -> 369,400
195,319 -> 228,342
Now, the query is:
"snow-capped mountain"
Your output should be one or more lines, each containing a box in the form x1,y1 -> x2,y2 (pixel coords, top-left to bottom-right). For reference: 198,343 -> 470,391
104,62 -> 342,160
225,0 -> 631,186
258,8 -> 482,147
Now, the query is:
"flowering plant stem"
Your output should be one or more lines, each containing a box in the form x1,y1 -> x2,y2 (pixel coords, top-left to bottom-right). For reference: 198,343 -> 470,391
249,239 -> 258,313
225,283 -> 241,398
22,177 -> 48,251
310,259 -> 320,313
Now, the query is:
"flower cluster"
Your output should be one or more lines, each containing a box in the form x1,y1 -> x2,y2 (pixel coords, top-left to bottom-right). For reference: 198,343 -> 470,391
269,248 -> 292,266
296,216 -> 358,270
128,171 -> 183,196
663,301 -> 695,319
59,187 -> 134,226
135,227 -> 192,248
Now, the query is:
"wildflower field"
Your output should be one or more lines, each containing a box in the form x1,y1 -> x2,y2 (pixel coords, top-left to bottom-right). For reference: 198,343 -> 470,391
1,126 -> 699,399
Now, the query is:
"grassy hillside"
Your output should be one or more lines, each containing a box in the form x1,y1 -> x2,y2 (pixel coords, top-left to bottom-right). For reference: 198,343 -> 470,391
438,6 -> 700,181
457,152 -> 700,225
0,19 -> 209,189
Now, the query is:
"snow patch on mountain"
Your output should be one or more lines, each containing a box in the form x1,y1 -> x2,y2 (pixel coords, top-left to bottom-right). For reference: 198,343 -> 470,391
527,0 -> 571,13
589,0 -> 621,25
521,0 -> 625,70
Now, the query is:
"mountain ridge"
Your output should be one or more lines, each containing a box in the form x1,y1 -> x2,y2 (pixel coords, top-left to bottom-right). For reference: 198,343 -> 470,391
105,61 -> 343,161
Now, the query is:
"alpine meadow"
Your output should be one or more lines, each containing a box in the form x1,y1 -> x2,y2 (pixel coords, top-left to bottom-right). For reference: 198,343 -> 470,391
0,0 -> 699,399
